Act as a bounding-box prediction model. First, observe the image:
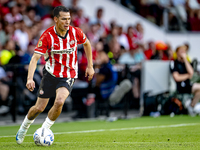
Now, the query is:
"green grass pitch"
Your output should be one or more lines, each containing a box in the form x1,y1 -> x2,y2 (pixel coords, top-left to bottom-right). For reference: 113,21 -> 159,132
0,115 -> 200,150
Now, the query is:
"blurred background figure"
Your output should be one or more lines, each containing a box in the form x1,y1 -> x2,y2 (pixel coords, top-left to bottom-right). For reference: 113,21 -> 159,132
4,3 -> 23,24
117,25 -> 129,51
0,0 -> 200,119
94,46 -> 132,116
187,0 -> 200,19
90,7 -> 109,38
150,41 -> 168,60
0,66 -> 10,115
170,45 -> 200,116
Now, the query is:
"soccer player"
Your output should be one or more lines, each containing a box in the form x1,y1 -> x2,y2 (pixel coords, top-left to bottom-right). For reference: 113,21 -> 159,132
16,6 -> 94,144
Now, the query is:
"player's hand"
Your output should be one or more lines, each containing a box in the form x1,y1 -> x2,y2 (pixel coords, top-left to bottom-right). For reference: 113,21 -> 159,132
85,66 -> 95,81
180,53 -> 187,60
26,79 -> 35,92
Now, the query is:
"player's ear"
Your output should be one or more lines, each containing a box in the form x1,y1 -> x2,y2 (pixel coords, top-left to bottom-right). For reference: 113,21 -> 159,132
54,16 -> 58,23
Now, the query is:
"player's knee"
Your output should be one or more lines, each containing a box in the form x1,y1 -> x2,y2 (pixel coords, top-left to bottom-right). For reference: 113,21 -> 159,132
54,98 -> 65,108
197,89 -> 200,94
35,106 -> 45,113
194,88 -> 200,94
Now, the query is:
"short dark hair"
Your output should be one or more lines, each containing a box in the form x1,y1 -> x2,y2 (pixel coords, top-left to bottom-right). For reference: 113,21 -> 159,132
53,6 -> 70,17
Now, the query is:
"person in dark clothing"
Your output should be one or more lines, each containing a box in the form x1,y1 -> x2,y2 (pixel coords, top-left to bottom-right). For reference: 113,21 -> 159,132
94,50 -> 118,101
94,50 -> 132,117
7,44 -> 38,114
170,45 -> 200,116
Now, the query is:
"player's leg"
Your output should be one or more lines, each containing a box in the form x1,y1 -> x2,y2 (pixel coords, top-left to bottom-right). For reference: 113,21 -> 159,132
191,83 -> 200,107
16,97 -> 49,144
42,87 -> 69,129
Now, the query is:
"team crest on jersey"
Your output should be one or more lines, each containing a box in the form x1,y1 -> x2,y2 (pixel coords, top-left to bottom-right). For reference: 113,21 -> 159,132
69,40 -> 75,45
38,41 -> 42,47
39,89 -> 44,95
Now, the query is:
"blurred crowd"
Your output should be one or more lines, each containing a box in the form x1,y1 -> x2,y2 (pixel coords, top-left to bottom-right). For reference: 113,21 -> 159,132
120,0 -> 200,31
0,0 -> 195,117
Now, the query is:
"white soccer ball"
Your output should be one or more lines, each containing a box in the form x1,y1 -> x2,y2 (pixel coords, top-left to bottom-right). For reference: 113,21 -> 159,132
194,102 -> 200,114
33,127 -> 54,146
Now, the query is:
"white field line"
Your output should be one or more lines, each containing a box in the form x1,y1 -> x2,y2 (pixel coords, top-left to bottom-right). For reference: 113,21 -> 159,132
2,142 -> 200,144
0,123 -> 199,138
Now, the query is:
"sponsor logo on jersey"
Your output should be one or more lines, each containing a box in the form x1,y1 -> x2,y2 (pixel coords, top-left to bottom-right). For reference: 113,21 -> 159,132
52,47 -> 75,54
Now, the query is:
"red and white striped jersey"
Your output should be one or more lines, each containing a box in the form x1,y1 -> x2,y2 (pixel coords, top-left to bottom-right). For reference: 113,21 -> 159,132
35,25 -> 87,78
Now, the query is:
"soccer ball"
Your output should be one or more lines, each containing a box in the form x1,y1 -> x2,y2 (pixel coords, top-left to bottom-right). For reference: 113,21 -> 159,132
33,127 -> 54,146
194,102 -> 200,114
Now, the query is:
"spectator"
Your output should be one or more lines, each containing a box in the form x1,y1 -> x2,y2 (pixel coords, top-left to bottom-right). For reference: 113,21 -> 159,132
0,66 -> 10,115
73,8 -> 89,27
118,45 -> 135,65
0,40 -> 15,66
14,21 -> 29,52
126,25 -> 135,50
0,22 -> 6,46
7,44 -> 38,114
52,0 -> 62,8
131,45 -> 144,99
69,0 -> 80,14
171,0 -> 187,23
173,43 -> 191,62
23,7 -> 40,27
18,3 -> 27,16
86,22 -> 101,48
159,0 -> 171,8
151,41 -> 168,60
94,49 -> 132,111
187,0 -> 200,19
4,22 -> 15,42
93,41 -> 103,62
35,0 -> 53,19
0,0 -> 10,19
133,45 -> 146,64
117,25 -> 129,51
90,7 -> 108,38
141,0 -> 164,26
118,45 -> 142,99
108,37 -> 121,64
106,25 -> 118,44
94,49 -> 118,101
133,23 -> 144,45
144,41 -> 156,60
165,42 -> 174,60
170,45 -> 200,116
4,4 -> 23,24
28,22 -> 42,46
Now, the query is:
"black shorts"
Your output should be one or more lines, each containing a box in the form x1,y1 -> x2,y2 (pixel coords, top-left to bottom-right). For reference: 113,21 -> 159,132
177,83 -> 193,94
37,68 -> 75,98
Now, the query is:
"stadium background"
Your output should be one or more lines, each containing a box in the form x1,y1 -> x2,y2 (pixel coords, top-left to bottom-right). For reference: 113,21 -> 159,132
0,0 -> 200,121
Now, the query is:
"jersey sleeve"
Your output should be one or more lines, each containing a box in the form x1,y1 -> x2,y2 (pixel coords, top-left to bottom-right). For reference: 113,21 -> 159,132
75,27 -> 87,45
34,34 -> 49,55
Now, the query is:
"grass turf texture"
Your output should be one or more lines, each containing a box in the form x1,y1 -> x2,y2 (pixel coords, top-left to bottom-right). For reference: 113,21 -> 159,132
0,115 -> 200,150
